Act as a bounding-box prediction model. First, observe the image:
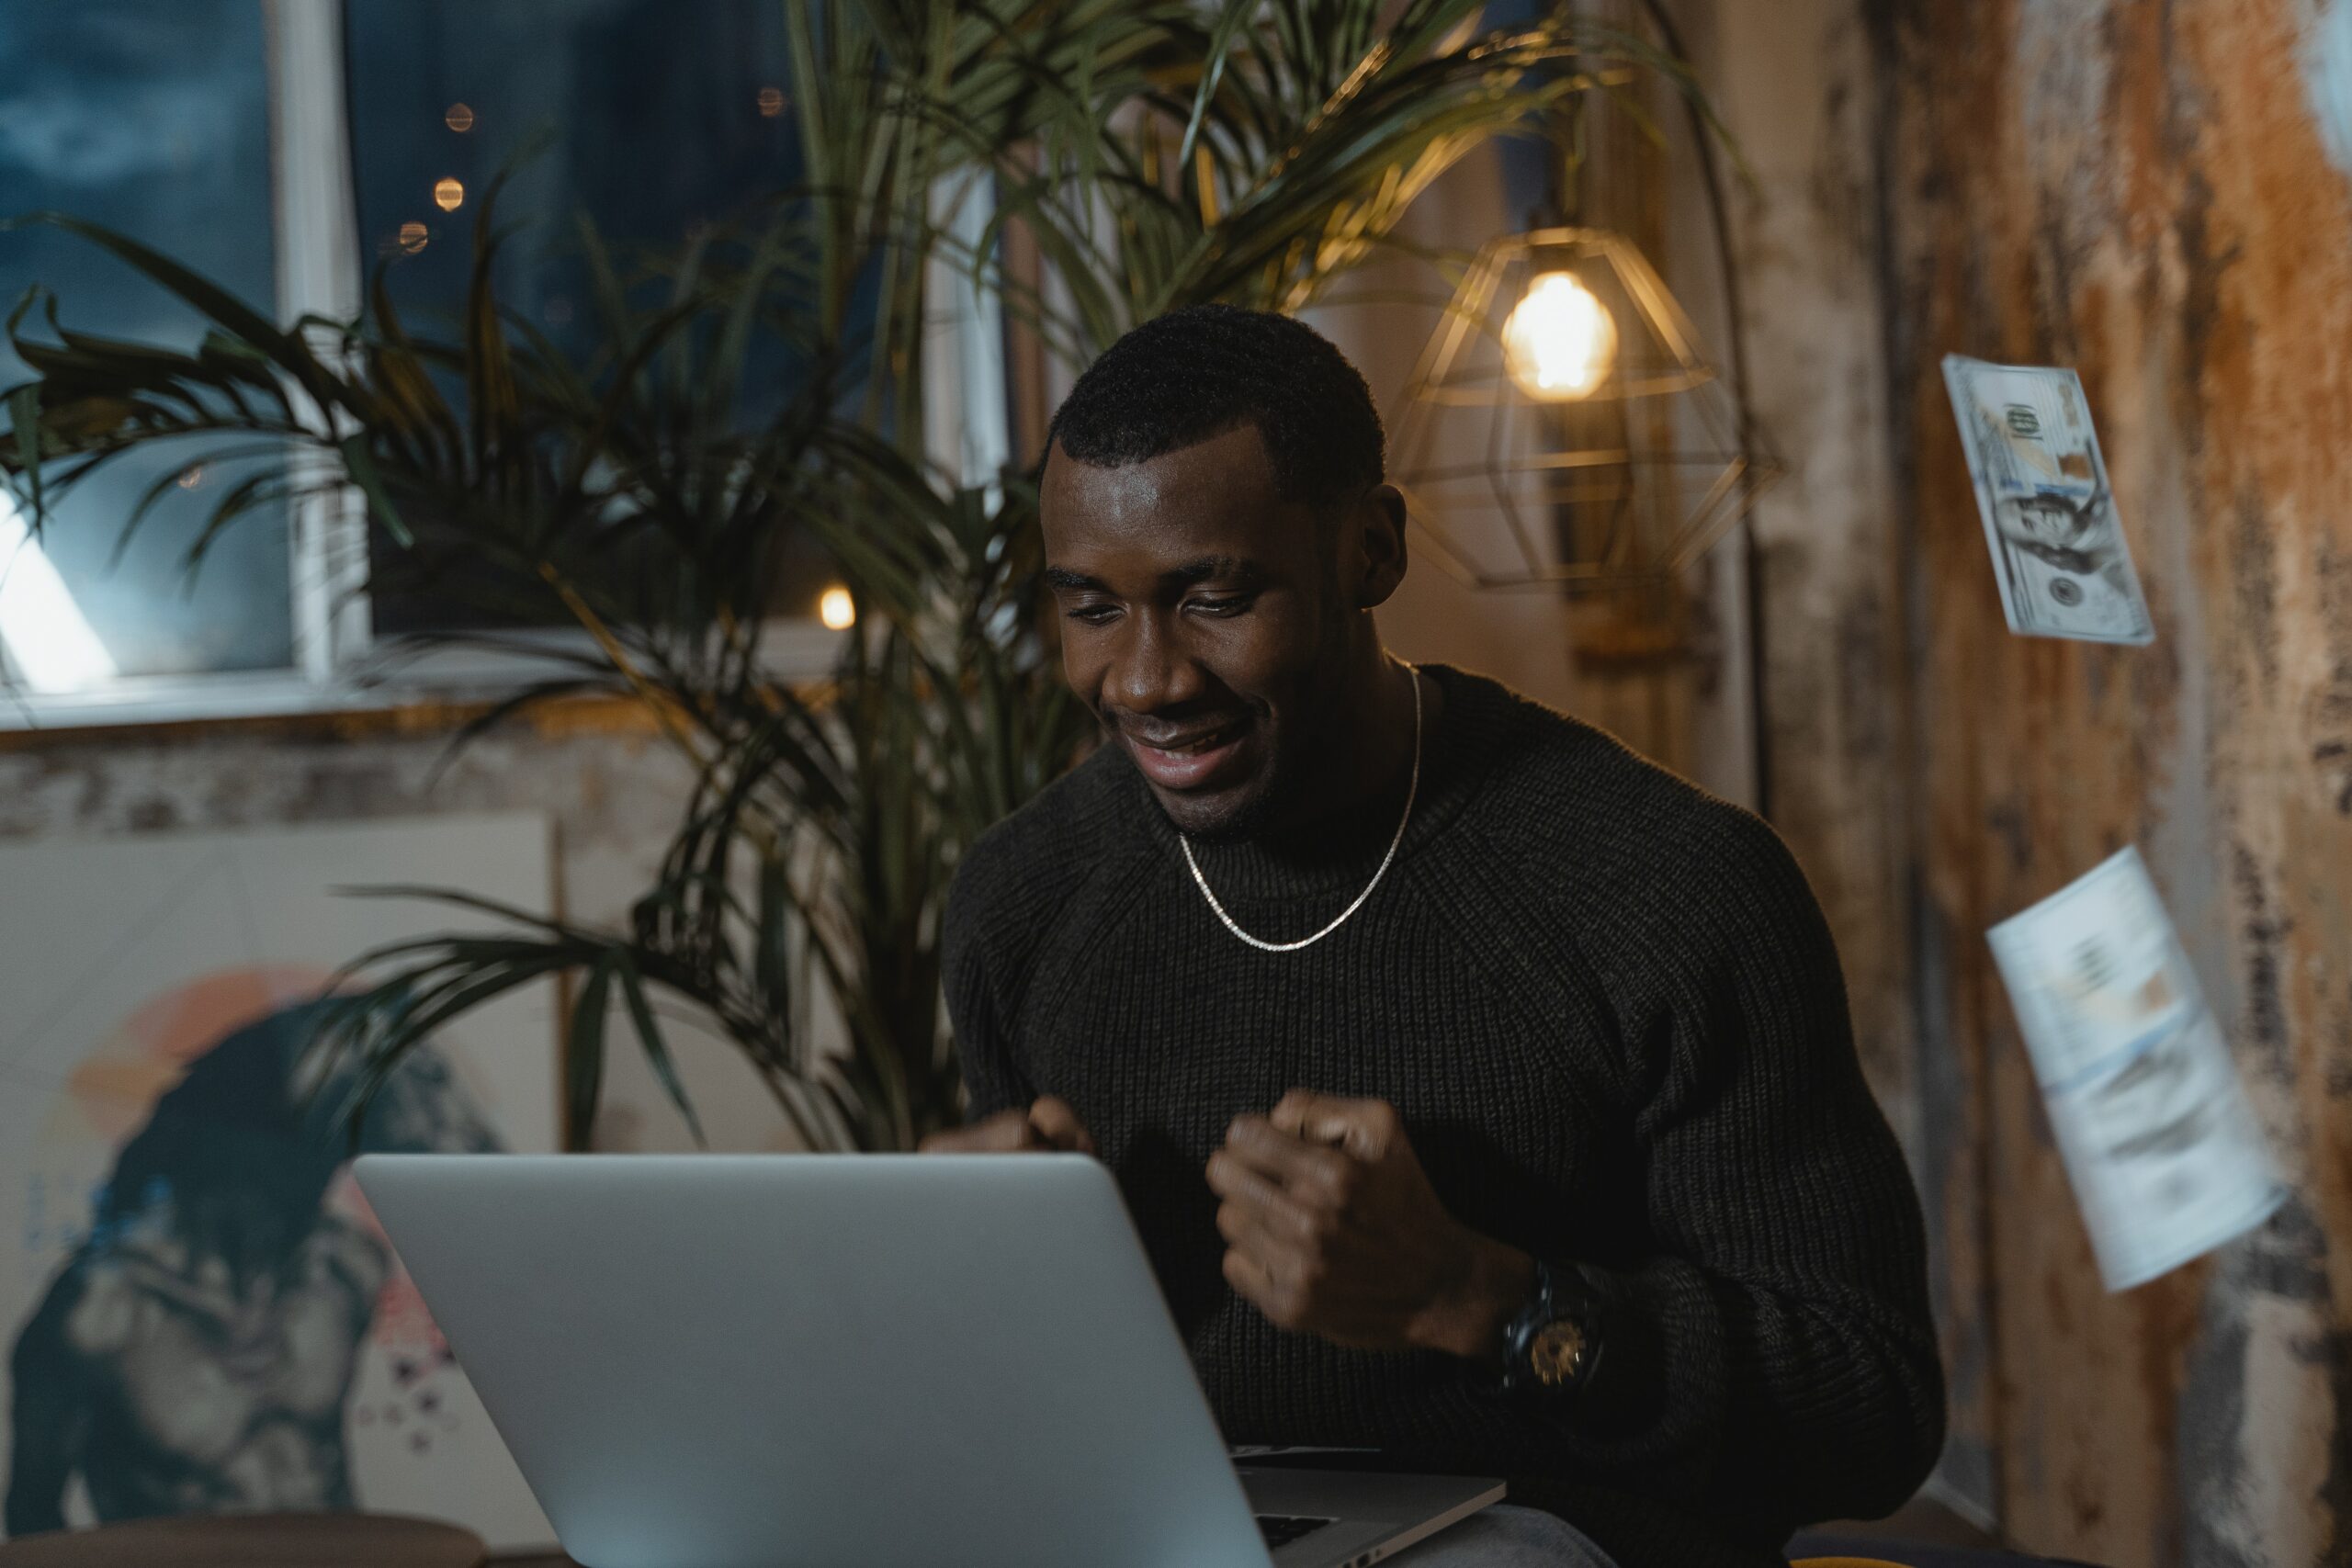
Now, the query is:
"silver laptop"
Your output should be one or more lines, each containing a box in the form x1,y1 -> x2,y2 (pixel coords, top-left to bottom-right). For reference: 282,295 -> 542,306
354,1154 -> 1500,1568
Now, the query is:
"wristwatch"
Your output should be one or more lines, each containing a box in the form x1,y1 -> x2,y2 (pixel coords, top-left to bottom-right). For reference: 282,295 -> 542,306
1498,1258 -> 1603,1402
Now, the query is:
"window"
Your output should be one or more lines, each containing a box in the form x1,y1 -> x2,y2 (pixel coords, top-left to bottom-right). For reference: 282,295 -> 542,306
341,0 -> 839,638
0,3 -> 297,709
0,1 -> 994,730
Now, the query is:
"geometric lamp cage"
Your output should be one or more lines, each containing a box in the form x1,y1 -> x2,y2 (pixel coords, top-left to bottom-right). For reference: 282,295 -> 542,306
1391,227 -> 1781,591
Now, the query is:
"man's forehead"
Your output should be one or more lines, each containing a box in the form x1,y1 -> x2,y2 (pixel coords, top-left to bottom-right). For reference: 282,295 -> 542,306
1041,427 -> 1302,555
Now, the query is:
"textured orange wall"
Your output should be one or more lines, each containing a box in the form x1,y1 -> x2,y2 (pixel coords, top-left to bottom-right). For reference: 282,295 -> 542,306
1871,0 -> 2352,1560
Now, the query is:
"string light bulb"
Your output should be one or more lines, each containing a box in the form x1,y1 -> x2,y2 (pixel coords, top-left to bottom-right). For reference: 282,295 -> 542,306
818,586 -> 856,630
1499,270 -> 1617,400
434,177 -> 466,212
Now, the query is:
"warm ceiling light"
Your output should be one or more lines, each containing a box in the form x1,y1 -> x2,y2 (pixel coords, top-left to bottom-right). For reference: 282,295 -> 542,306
755,86 -> 785,118
397,221 -> 429,254
817,586 -> 855,631
434,177 -> 465,212
1391,227 -> 1778,592
445,102 -> 476,132
1499,269 -> 1617,400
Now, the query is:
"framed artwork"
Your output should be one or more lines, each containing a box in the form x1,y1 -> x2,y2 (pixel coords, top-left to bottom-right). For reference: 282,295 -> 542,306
0,813 -> 560,1549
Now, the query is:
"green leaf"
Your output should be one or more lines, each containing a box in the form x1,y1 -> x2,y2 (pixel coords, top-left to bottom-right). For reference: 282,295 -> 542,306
1176,0 -> 1258,185
567,960 -> 614,1151
0,214 -> 303,371
616,955 -> 707,1147
335,883 -> 583,940
7,385 -> 42,523
338,434 -> 413,547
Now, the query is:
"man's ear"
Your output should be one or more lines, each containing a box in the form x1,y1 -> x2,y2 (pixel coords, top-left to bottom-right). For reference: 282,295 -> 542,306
1351,485 -> 1409,609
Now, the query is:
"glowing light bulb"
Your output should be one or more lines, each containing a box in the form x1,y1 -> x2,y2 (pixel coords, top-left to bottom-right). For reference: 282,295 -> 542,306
818,586 -> 856,630
435,177 -> 466,212
445,102 -> 476,133
1500,270 -> 1616,400
756,86 -> 786,118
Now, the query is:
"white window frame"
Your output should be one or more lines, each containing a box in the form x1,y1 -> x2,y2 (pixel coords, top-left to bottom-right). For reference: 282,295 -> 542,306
0,1 -> 1002,733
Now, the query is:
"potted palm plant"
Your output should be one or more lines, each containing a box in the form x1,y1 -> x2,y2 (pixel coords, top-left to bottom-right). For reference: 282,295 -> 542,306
0,0 -> 1706,1150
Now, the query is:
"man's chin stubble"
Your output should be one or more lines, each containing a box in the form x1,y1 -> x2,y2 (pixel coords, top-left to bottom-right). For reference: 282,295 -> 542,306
1121,747 -> 1283,844
1163,792 -> 1274,844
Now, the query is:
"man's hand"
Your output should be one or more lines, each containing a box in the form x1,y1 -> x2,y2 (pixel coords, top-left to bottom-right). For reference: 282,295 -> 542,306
1206,1090 -> 1532,1362
918,1096 -> 1096,1155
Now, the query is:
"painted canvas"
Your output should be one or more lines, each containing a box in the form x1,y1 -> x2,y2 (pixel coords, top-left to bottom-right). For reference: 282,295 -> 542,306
0,814 -> 559,1548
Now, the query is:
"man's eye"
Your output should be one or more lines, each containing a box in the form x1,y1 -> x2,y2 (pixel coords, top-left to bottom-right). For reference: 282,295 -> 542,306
1188,595 -> 1255,617
1066,604 -> 1120,625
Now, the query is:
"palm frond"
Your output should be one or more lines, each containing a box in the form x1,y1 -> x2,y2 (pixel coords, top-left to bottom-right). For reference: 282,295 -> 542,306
2,0 -> 1721,1149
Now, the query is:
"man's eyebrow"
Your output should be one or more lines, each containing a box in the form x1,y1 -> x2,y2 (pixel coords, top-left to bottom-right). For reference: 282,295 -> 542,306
1042,558 -> 1268,593
1163,556 -> 1263,586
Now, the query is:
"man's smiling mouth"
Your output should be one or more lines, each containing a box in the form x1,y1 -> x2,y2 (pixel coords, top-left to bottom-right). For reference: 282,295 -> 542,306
1122,719 -> 1252,788
1126,721 -> 1242,753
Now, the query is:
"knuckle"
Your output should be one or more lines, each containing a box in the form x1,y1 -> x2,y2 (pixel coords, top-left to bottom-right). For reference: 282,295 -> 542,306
1321,1157 -> 1361,1203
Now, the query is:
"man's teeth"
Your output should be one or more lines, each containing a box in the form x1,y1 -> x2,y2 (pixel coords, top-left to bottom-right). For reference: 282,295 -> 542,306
1151,727 -> 1236,753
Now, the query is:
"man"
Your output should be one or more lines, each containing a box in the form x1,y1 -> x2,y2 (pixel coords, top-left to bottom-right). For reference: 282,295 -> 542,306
923,304 -> 1944,1568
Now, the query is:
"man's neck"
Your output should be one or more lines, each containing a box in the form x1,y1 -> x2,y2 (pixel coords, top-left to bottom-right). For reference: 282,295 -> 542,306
1245,654 -> 1436,854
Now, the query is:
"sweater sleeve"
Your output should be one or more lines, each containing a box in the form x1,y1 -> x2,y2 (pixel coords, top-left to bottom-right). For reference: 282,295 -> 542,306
942,852 -> 1038,1122
1554,809 -> 1946,1532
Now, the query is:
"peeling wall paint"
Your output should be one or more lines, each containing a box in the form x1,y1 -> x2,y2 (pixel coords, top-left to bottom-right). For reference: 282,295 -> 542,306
1680,0 -> 2002,1512
1863,0 -> 2352,1561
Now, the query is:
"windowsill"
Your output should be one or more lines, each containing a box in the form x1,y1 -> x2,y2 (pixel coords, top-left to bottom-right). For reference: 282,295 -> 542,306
0,621 -> 847,743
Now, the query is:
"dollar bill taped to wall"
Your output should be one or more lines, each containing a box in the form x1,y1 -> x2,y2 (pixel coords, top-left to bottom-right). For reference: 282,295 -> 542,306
1942,355 -> 2155,645
1986,847 -> 2283,1291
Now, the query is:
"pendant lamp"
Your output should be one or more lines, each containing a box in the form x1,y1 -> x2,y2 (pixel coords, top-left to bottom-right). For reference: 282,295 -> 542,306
1391,226 -> 1779,591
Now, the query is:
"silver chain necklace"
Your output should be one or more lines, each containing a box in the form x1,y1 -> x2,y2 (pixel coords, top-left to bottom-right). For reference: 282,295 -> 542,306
1180,662 -> 1422,953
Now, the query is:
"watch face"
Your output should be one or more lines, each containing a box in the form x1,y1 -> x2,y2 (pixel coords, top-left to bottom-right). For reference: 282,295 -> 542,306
1529,1319 -> 1587,1386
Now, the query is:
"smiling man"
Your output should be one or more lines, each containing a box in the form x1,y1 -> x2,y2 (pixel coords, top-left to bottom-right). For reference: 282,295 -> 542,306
924,305 -> 1945,1568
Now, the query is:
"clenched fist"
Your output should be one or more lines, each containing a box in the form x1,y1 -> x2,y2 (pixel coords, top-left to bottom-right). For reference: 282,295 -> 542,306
1205,1090 -> 1532,1361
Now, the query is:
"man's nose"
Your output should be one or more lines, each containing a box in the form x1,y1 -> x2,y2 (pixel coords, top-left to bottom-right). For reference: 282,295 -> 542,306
1108,611 -> 1207,715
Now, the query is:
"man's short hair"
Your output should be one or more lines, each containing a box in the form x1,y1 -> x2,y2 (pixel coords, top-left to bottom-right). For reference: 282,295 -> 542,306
1046,304 -> 1385,512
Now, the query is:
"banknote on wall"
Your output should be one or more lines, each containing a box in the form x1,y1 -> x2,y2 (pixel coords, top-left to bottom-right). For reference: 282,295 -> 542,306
1942,355 -> 2155,644
1987,848 -> 2283,1291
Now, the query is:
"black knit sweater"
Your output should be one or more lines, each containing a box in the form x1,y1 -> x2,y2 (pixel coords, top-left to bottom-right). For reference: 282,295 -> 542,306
943,666 -> 1945,1568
